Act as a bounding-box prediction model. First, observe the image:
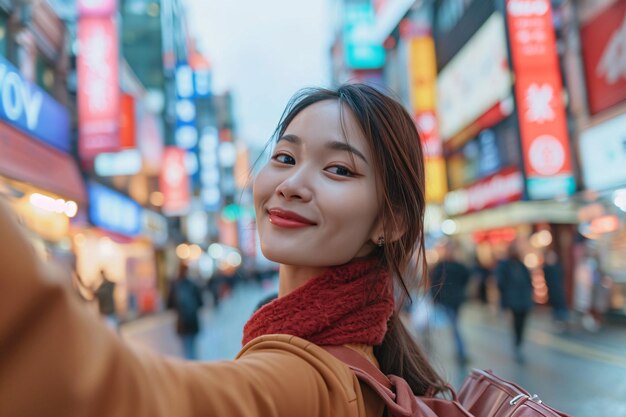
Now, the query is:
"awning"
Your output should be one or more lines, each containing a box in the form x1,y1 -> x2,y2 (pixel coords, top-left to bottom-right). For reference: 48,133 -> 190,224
0,122 -> 86,202
449,200 -> 581,235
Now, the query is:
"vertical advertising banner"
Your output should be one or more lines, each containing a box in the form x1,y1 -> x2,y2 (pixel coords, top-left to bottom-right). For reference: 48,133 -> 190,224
77,2 -> 120,160
407,36 -> 447,203
119,93 -> 136,149
408,36 -> 436,113
437,13 -> 512,142
506,0 -> 575,199
160,147 -> 190,216
199,127 -> 221,211
580,1 -> 626,116
174,63 -> 200,190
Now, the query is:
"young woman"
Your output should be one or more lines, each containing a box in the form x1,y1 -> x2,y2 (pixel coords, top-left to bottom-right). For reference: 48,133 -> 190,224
0,84 -> 448,417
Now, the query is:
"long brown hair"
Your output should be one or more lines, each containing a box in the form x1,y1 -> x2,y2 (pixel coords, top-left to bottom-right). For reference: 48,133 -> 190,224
271,84 -> 448,395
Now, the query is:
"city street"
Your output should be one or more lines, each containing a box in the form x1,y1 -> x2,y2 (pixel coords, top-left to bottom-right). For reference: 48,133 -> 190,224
2,0 -> 626,415
122,280 -> 626,417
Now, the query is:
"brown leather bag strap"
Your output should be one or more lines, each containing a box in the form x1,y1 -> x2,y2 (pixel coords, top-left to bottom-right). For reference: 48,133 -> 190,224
320,346 -> 393,390
321,346 -> 437,417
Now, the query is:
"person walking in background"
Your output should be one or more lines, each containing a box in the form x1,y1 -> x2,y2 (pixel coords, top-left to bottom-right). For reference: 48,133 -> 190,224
495,243 -> 534,364
167,263 -> 204,360
543,249 -> 568,331
573,245 -> 601,331
73,269 -> 118,330
430,241 -> 471,365
254,292 -> 278,313
471,253 -> 491,305
591,270 -> 613,331
94,270 -> 118,330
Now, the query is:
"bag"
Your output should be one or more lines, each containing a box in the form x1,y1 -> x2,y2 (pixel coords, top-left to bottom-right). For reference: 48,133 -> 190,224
322,346 -> 571,417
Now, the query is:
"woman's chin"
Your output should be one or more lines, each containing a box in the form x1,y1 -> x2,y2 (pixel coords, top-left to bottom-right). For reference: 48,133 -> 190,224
261,247 -> 341,268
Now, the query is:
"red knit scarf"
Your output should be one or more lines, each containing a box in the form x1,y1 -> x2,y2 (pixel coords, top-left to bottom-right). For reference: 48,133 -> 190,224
242,258 -> 394,347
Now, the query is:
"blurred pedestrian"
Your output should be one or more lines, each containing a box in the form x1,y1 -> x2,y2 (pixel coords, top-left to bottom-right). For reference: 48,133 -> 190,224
430,241 -> 471,364
254,292 -> 278,313
73,269 -> 118,330
591,272 -> 613,330
0,84 -> 453,416
573,245 -> 600,331
409,290 -> 435,353
495,243 -> 534,364
207,269 -> 234,307
542,249 -> 568,330
94,270 -> 118,330
471,253 -> 491,305
167,263 -> 204,360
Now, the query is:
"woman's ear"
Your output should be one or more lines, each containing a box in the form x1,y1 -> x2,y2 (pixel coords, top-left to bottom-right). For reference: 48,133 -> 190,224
369,213 -> 406,246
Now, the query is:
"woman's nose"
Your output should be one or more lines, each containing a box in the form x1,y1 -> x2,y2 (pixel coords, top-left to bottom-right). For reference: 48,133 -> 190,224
275,170 -> 313,202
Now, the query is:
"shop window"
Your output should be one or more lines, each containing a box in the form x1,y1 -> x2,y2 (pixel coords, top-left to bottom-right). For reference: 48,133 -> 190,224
0,12 -> 8,58
36,54 -> 56,95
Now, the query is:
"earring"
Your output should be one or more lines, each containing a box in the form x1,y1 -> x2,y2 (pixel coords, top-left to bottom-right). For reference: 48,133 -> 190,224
377,236 -> 385,247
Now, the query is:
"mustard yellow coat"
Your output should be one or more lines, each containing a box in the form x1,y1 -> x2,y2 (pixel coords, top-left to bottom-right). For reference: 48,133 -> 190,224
0,201 -> 384,417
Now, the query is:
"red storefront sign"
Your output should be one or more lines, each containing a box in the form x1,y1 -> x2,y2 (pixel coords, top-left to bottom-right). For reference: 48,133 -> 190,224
77,17 -> 120,159
444,167 -> 524,216
473,228 -> 517,244
515,72 -> 572,177
580,1 -> 626,116
464,168 -> 524,211
507,0 -> 559,70
120,94 -> 136,149
506,0 -> 574,198
160,147 -> 190,216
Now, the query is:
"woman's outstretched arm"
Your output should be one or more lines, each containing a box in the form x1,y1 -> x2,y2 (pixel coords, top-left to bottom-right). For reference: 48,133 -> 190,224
0,201 -> 358,417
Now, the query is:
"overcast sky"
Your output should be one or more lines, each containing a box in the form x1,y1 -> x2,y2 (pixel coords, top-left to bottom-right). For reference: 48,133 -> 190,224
185,0 -> 335,150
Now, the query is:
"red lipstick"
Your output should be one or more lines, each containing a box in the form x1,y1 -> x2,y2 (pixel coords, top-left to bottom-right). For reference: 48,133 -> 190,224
267,208 -> 316,228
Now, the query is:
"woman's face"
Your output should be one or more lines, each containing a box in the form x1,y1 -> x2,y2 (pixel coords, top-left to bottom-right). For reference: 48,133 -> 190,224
253,100 -> 383,267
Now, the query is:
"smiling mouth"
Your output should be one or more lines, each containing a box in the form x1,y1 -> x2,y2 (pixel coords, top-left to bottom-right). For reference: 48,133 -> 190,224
267,208 -> 316,228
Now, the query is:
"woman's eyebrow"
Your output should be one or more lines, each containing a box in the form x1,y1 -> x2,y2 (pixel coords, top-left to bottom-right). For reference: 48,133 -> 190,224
325,141 -> 368,164
277,133 -> 301,145
278,133 -> 368,164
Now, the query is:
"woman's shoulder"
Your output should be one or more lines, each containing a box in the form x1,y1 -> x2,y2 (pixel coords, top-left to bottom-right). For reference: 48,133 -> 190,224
239,334 -> 374,359
237,335 -> 367,407
238,334 -> 365,376
236,335 -> 378,417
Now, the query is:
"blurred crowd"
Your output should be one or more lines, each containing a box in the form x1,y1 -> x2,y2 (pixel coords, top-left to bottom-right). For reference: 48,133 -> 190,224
406,237 -> 616,366
69,232 -> 617,367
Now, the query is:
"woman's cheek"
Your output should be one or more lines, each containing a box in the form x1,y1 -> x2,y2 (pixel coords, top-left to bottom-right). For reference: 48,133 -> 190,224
252,167 -> 272,208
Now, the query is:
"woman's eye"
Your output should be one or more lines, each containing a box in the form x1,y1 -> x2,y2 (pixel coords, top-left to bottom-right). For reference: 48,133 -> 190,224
273,153 -> 295,165
326,165 -> 354,177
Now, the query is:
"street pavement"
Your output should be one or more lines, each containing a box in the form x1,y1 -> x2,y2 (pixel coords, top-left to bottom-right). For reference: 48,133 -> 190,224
121,278 -> 278,360
419,304 -> 626,417
122,279 -> 626,417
